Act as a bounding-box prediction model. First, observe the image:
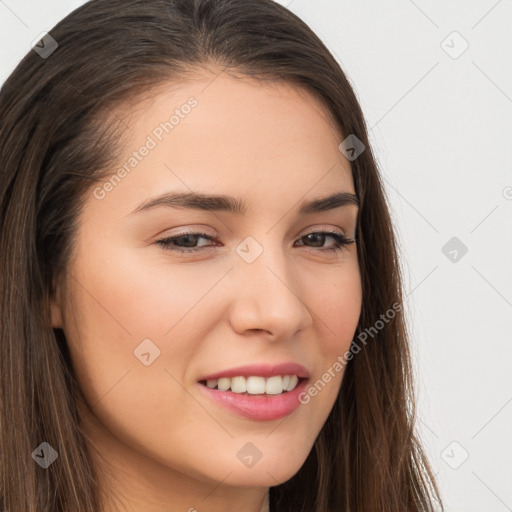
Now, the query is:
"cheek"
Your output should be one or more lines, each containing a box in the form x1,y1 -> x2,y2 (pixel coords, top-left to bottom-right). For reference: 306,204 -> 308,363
62,252 -> 223,473
66,240 -> 228,347
297,259 -> 361,413
62,244 -> 231,417
305,257 -> 362,347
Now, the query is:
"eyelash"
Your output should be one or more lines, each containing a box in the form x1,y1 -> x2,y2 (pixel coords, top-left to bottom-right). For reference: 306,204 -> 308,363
155,230 -> 355,254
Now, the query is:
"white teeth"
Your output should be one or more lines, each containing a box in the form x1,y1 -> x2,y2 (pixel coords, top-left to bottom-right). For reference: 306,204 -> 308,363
230,376 -> 247,393
247,376 -> 266,394
286,375 -> 298,392
265,376 -> 283,394
203,374 -> 300,394
217,377 -> 231,391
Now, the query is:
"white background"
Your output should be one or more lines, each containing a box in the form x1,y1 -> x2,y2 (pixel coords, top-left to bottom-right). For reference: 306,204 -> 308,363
1,1 -> 511,510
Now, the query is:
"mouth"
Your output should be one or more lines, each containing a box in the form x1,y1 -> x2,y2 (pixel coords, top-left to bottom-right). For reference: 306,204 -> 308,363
198,374 -> 309,422
196,363 -> 310,421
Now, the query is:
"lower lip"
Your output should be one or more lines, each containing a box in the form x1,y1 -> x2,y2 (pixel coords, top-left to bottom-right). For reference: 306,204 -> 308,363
197,379 -> 308,421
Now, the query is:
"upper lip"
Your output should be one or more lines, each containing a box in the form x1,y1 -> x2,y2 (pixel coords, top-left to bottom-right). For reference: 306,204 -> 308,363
198,362 -> 310,381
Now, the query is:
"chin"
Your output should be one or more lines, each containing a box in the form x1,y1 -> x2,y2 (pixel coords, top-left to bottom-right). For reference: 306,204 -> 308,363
221,463 -> 304,488
215,447 -> 310,487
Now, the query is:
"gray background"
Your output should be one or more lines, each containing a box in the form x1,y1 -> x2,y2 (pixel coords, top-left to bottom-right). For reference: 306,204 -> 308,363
1,1 -> 511,510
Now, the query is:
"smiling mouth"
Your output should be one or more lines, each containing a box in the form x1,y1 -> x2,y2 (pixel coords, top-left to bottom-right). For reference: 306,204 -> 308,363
198,375 -> 304,395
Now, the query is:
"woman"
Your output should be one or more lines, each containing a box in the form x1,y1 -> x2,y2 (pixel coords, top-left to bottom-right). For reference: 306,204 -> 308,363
0,0 -> 443,510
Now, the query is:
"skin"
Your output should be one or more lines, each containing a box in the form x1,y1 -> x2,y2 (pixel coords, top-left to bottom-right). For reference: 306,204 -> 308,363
50,67 -> 362,512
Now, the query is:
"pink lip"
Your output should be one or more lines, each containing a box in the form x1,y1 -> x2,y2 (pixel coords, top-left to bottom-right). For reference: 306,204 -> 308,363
198,362 -> 310,381
197,378 -> 309,421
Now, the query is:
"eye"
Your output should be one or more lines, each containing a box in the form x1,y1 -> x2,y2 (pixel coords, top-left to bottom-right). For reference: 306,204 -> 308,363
155,229 -> 355,254
155,231 -> 216,253
294,231 -> 355,253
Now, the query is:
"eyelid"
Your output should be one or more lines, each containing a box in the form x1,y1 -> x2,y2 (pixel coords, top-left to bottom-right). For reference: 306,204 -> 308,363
152,225 -> 216,241
299,224 -> 349,236
156,224 -> 353,242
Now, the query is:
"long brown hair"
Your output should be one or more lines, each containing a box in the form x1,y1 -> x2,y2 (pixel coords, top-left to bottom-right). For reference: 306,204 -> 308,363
0,0 -> 443,510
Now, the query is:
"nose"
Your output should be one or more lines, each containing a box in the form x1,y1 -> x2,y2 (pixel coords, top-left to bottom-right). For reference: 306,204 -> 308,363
227,240 -> 313,340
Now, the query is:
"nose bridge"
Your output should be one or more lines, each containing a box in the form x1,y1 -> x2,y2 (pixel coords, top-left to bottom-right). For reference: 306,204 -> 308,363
228,234 -> 312,336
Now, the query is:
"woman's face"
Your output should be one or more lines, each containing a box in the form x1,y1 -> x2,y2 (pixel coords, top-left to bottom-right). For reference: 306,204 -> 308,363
51,69 -> 362,507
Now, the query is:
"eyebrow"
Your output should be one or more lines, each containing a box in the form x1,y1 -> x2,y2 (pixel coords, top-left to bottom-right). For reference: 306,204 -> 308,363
130,190 -> 359,216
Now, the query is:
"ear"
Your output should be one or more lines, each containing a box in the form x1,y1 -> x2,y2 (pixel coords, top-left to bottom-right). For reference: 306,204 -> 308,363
49,276 -> 64,328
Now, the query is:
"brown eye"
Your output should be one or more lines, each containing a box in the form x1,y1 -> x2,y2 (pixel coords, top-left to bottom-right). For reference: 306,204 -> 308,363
295,231 -> 354,252
156,232 -> 216,253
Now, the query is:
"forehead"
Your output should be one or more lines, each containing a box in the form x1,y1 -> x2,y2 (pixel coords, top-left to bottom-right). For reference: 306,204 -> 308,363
89,69 -> 354,217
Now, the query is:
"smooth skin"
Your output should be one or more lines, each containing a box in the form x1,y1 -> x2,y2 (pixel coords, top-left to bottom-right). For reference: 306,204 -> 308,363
50,67 -> 362,512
